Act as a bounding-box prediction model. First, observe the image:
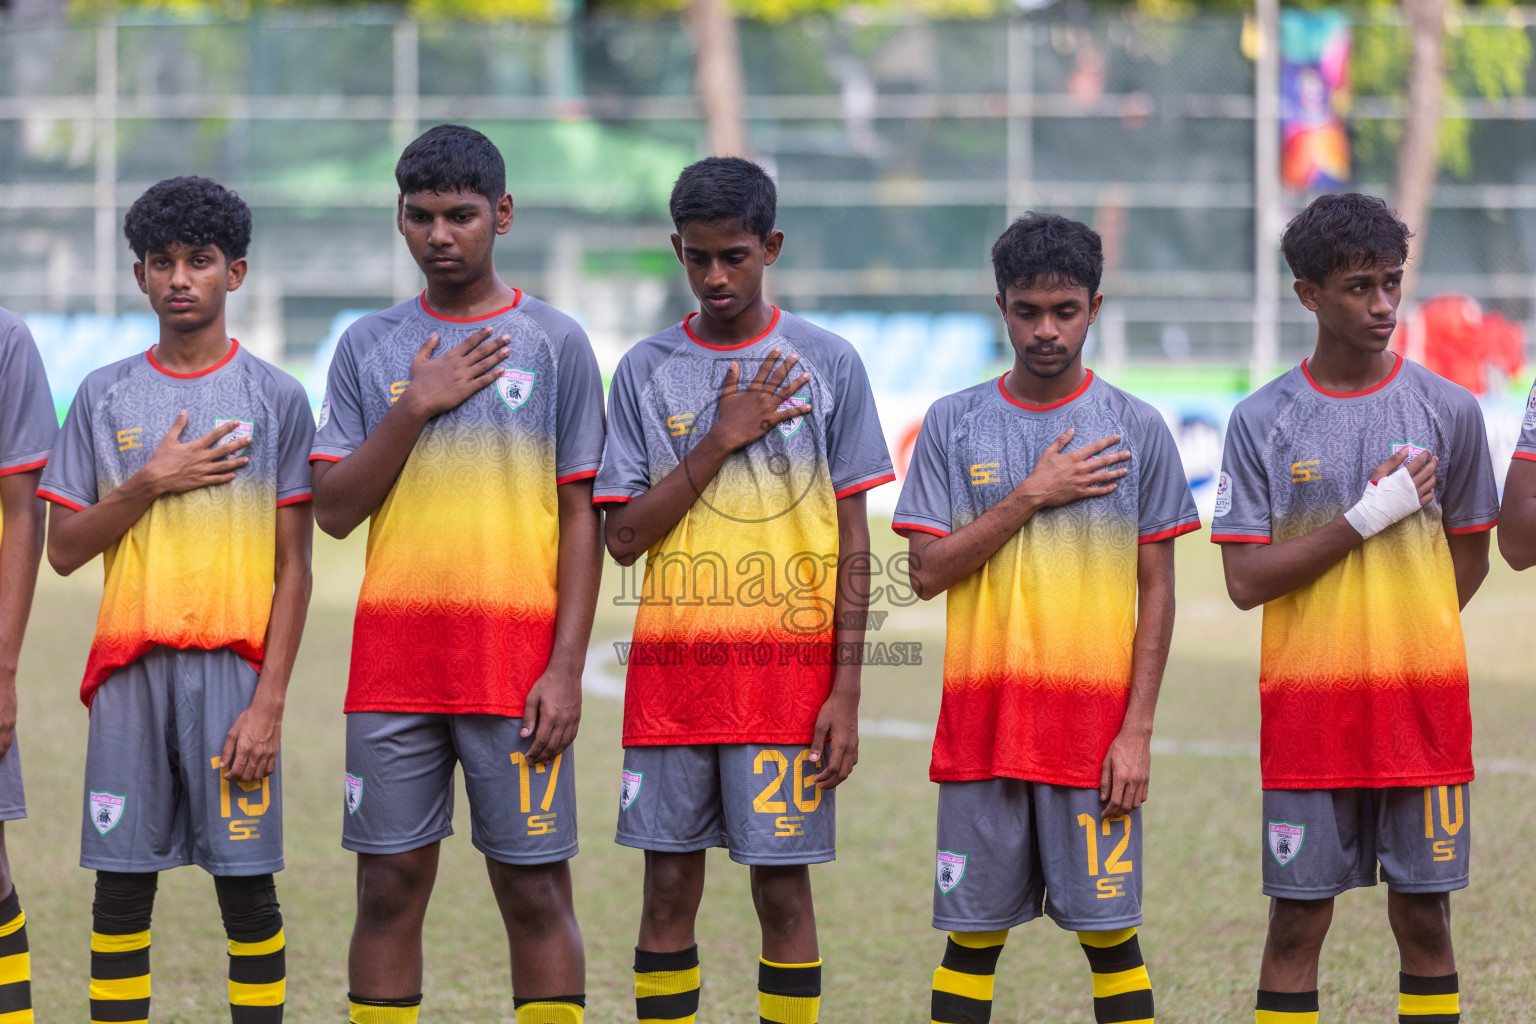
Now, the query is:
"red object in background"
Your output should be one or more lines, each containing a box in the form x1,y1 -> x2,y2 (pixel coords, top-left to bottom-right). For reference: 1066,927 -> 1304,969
1394,294 -> 1526,396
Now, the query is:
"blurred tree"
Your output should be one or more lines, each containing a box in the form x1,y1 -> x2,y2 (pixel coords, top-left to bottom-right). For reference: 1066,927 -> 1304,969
1394,0 -> 1445,304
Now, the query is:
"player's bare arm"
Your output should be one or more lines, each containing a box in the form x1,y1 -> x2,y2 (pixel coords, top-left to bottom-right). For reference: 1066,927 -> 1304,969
220,502 -> 313,783
520,478 -> 602,764
808,491 -> 870,789
1445,530 -> 1490,610
1100,537 -> 1175,818
1220,447 -> 1436,610
604,348 -> 811,564
0,470 -> 44,758
1497,458 -> 1536,570
905,427 -> 1130,600
312,327 -> 509,538
47,412 -> 250,576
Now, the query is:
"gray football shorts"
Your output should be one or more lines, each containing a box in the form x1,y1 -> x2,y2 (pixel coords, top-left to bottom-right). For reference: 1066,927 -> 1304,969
82,646 -> 281,875
343,712 -> 578,865
1261,785 -> 1471,899
933,778 -> 1143,933
0,737 -> 25,823
615,744 -> 836,866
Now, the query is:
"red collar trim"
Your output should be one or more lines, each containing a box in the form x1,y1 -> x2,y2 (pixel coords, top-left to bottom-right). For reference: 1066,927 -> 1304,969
683,307 -> 782,351
419,289 -> 522,323
146,339 -> 239,379
997,369 -> 1094,411
1301,352 -> 1401,398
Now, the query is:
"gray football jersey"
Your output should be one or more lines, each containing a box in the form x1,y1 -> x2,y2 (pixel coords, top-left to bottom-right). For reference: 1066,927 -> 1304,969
0,307 -> 59,548
1515,374 -> 1536,461
311,291 -> 606,717
892,370 -> 1199,787
1212,355 -> 1497,790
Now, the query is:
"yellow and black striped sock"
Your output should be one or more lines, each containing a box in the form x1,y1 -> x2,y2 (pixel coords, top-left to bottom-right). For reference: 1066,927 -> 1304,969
1399,972 -> 1458,1023
930,930 -> 1007,1024
347,993 -> 421,1023
513,994 -> 585,1023
0,887 -> 32,1023
1256,988 -> 1319,1023
634,946 -> 700,1023
91,871 -> 156,1024
1078,928 -> 1153,1023
226,924 -> 284,1023
758,957 -> 820,1024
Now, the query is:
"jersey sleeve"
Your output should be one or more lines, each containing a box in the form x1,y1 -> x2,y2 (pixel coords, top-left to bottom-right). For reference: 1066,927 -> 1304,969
592,355 -> 650,505
1440,388 -> 1498,534
0,319 -> 58,476
275,378 -> 317,507
311,330 -> 367,463
1131,405 -> 1201,543
1514,376 -> 1536,462
1210,401 -> 1272,544
554,325 -> 606,484
37,384 -> 99,511
826,347 -> 895,499
892,402 -> 953,538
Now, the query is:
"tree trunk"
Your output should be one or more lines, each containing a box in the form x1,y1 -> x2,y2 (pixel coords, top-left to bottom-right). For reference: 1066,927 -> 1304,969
687,0 -> 748,157
1394,0 -> 1447,308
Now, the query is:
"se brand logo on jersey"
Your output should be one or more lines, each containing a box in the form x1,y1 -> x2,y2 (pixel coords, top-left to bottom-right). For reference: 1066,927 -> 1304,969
776,394 -> 809,437
345,772 -> 363,815
1213,471 -> 1232,516
619,769 -> 643,811
89,791 -> 126,834
1268,821 -> 1305,866
936,850 -> 966,893
667,413 -> 696,437
497,368 -> 536,412
970,463 -> 1000,486
1290,460 -> 1321,483
389,381 -> 410,404
117,428 -> 144,452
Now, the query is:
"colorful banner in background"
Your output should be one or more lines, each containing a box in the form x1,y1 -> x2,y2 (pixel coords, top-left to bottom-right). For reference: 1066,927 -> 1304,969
1280,9 -> 1352,191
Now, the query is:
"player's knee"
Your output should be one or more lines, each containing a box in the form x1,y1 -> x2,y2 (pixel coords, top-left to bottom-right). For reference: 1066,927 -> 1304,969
643,856 -> 702,919
93,871 -> 158,932
488,861 -> 574,936
355,856 -> 433,927
749,867 -> 812,935
1389,892 -> 1452,949
1266,898 -> 1331,957
213,873 -> 282,942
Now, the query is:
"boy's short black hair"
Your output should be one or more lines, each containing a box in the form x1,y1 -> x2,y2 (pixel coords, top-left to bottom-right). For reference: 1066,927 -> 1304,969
395,123 -> 506,206
991,212 -> 1104,298
1281,193 -> 1411,283
669,157 -> 777,241
123,176 -> 251,262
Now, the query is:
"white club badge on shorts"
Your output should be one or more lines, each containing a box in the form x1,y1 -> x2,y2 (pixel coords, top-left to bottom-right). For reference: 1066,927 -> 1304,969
620,769 -> 643,812
1268,821 -> 1305,866
90,791 -> 126,834
1213,471 -> 1233,517
936,850 -> 966,893
345,772 -> 364,815
497,368 -> 536,412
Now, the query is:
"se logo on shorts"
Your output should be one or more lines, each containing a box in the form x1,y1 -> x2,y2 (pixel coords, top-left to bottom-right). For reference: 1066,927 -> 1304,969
937,850 -> 966,893
90,791 -> 126,834
345,772 -> 363,815
1268,821 -> 1305,866
620,769 -> 643,811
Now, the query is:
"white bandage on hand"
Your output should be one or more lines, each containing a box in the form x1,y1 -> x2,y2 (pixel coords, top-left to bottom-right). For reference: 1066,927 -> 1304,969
1343,464 -> 1423,539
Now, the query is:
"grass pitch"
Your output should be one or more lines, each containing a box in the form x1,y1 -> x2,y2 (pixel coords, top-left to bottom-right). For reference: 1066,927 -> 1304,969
14,523 -> 1536,1021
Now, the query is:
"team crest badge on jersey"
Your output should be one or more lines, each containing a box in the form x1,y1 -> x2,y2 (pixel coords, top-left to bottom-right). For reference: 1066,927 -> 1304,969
1268,821 -> 1305,866
620,769 -> 643,811
1392,441 -> 1429,463
936,850 -> 966,893
345,773 -> 363,815
214,419 -> 254,460
1213,471 -> 1232,517
89,791 -> 125,835
497,368 -> 536,412
776,394 -> 809,437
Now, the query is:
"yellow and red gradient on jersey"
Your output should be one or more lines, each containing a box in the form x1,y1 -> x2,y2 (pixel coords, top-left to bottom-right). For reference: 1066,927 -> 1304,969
620,454 -> 843,747
336,417 -> 582,716
935,509 -> 1141,788
75,475 -> 291,705
1258,509 -> 1473,789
